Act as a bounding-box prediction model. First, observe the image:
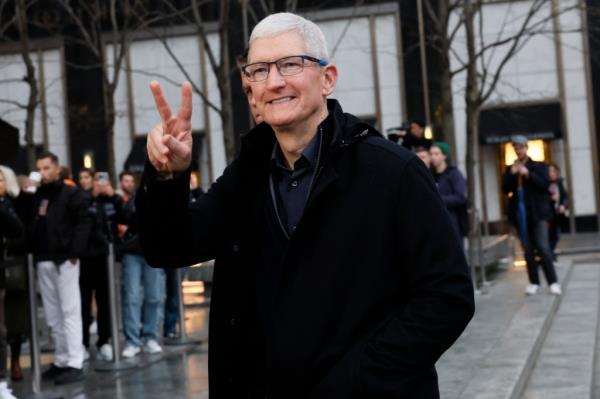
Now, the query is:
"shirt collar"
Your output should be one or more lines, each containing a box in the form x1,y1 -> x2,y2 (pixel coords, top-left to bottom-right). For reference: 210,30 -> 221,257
271,127 -> 322,172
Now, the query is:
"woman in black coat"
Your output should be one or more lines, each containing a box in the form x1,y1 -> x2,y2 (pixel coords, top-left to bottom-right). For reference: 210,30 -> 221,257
0,166 -> 24,393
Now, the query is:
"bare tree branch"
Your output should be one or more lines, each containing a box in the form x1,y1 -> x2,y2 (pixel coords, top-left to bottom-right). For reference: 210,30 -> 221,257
330,0 -> 365,58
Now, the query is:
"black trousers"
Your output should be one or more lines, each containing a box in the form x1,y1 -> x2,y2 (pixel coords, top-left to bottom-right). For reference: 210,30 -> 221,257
79,255 -> 111,348
523,220 -> 558,285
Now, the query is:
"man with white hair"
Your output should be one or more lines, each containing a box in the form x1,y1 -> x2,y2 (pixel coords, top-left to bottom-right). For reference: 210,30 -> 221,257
138,13 -> 474,398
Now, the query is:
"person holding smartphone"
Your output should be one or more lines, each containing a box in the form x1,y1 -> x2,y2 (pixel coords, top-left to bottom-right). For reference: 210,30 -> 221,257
79,172 -> 126,361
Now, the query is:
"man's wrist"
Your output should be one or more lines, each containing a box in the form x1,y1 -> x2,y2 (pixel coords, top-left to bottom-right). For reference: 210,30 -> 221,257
156,171 -> 174,181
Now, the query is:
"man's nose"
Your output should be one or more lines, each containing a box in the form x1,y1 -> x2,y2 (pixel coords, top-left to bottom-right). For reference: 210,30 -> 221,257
265,64 -> 286,88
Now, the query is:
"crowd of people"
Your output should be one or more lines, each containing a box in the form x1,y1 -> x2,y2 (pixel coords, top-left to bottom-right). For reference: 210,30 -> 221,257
389,123 -> 568,295
0,154 -> 200,398
0,10 -> 574,399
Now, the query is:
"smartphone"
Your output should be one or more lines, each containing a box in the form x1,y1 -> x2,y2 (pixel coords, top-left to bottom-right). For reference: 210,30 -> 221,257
29,171 -> 42,183
96,172 -> 109,183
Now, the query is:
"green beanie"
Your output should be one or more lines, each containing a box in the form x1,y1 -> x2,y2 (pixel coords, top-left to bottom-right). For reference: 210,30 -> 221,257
433,141 -> 450,157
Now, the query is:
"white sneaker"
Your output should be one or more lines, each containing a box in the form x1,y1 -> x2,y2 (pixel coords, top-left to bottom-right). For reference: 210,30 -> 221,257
89,320 -> 98,335
121,344 -> 141,358
549,283 -> 562,296
99,343 -> 113,361
0,381 -> 17,399
144,339 -> 163,354
525,284 -> 539,296
83,348 -> 90,362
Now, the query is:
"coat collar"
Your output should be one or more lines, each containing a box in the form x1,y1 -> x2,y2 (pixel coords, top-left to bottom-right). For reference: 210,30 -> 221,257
239,99 -> 381,167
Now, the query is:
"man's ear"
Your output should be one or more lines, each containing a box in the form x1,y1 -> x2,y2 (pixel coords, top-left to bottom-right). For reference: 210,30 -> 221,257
322,63 -> 338,96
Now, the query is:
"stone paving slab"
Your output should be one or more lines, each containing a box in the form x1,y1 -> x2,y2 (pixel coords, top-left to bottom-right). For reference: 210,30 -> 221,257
437,259 -> 573,399
522,262 -> 600,399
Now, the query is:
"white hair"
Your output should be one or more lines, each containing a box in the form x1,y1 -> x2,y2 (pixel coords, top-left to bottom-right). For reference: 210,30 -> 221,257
249,13 -> 329,61
0,165 -> 20,198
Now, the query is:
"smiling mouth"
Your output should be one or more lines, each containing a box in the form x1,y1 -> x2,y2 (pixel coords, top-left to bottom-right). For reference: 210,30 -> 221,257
269,96 -> 295,104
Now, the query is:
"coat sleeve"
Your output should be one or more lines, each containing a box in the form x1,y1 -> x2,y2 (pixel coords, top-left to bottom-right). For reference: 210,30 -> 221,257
136,159 -> 237,268
358,157 -> 475,394
441,169 -> 467,209
526,163 -> 550,192
0,202 -> 23,240
68,189 -> 92,258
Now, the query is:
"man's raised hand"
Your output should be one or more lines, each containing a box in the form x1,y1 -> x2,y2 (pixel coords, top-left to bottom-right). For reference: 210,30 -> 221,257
147,81 -> 193,174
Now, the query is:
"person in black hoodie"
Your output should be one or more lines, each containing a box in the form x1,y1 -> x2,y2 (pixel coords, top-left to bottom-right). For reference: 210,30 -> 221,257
23,152 -> 91,385
430,142 -> 467,240
137,13 -> 474,399
0,165 -> 24,399
79,172 -> 126,361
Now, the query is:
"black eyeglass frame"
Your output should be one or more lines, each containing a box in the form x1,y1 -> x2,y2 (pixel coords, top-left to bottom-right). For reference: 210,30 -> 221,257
241,55 -> 328,82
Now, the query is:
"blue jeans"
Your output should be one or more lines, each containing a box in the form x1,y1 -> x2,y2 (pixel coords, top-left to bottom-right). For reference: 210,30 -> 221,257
121,254 -> 165,346
164,268 -> 189,336
163,269 -> 179,336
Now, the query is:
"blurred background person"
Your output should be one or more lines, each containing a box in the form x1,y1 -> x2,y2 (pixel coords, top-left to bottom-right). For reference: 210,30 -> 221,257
430,142 -> 467,241
22,152 -> 91,385
117,171 -> 136,201
415,146 -> 432,169
119,174 -> 165,358
79,172 -> 126,361
0,165 -> 24,399
60,166 -> 76,187
163,172 -> 205,339
401,119 -> 432,151
548,163 -> 568,258
77,168 -> 94,195
189,171 -> 203,204
503,136 -> 560,296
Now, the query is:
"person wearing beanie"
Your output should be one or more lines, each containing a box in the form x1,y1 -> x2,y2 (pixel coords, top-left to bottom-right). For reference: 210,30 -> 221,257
502,135 -> 561,296
430,142 -> 467,240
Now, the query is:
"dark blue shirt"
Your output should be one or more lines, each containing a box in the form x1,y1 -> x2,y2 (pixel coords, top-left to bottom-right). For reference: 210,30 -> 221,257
270,129 -> 322,237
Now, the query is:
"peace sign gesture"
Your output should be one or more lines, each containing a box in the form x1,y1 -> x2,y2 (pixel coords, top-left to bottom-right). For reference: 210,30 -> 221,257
146,80 -> 193,174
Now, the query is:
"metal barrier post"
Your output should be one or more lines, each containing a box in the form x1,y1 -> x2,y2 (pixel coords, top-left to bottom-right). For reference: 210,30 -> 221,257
26,254 -> 61,399
165,268 -> 202,346
467,209 -> 481,295
475,210 -> 489,293
95,243 -> 136,371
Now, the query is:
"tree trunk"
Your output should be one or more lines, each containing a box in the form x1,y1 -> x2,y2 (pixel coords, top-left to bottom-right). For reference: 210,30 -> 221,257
218,0 -> 236,163
464,0 -> 480,284
439,51 -> 457,160
220,85 -> 236,163
16,0 -> 38,171
104,81 -> 117,183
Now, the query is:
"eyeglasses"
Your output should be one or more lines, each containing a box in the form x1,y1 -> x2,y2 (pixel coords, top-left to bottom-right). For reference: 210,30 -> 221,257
242,55 -> 328,82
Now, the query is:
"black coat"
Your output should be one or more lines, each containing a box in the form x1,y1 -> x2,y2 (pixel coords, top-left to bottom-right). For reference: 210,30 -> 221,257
0,196 -> 24,289
84,194 -> 127,257
23,181 -> 91,263
137,100 -> 474,398
502,158 -> 552,224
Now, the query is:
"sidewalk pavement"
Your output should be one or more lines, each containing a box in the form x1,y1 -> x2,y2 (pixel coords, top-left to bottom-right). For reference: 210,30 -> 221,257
8,232 -> 600,399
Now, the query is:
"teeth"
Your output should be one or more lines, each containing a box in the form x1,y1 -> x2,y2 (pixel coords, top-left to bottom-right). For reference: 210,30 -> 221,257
271,97 -> 293,104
